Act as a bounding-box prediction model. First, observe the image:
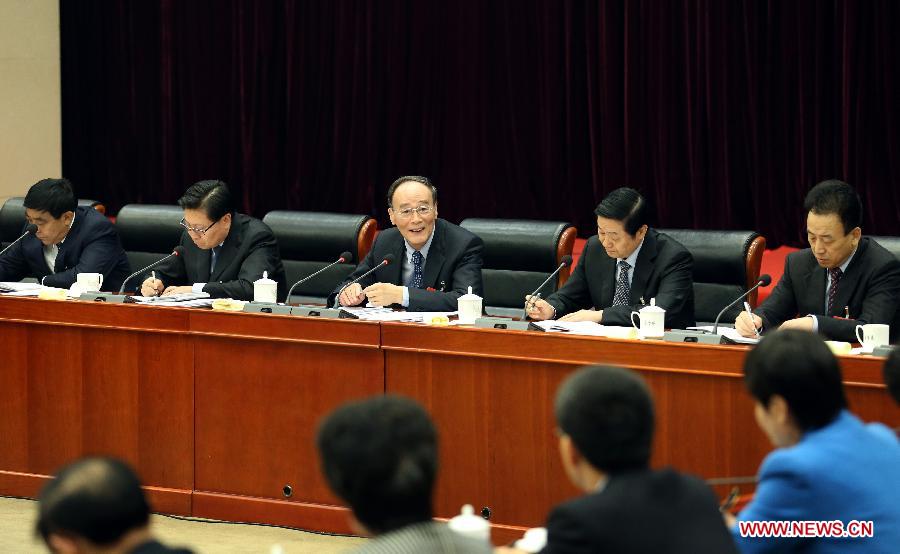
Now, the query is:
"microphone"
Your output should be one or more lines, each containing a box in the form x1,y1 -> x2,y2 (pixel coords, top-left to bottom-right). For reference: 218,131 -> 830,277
333,253 -> 395,307
524,255 -> 574,315
118,247 -> 184,294
286,251 -> 353,302
0,224 -> 37,258
712,274 -> 772,335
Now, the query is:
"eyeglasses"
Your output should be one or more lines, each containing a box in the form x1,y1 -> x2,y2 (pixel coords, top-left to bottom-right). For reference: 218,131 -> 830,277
180,218 -> 218,236
393,205 -> 434,219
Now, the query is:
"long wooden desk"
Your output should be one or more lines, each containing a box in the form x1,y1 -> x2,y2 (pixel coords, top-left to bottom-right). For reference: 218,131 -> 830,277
2,296 -> 897,544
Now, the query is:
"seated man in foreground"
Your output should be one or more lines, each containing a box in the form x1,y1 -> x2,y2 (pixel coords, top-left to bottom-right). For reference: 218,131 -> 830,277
728,329 -> 900,552
36,456 -> 193,553
316,395 -> 491,553
330,175 -> 483,311
736,179 -> 900,342
140,179 -> 286,301
503,365 -> 737,553
526,187 -> 695,329
0,178 -> 130,291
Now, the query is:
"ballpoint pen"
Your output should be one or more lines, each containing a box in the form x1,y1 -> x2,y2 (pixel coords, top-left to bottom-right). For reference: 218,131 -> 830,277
744,301 -> 760,337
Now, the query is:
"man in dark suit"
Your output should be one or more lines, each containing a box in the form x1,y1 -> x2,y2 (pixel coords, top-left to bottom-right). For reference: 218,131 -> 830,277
736,180 -> 900,342
0,178 -> 130,291
37,457 -> 193,553
330,175 -> 483,311
140,180 -> 286,301
501,365 -> 737,553
526,187 -> 695,329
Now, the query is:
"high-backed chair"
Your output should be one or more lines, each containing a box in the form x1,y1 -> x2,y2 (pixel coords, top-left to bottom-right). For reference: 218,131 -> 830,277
0,196 -> 106,250
870,235 -> 900,260
263,211 -> 377,305
459,218 -> 577,317
114,204 -> 185,273
657,229 -> 766,325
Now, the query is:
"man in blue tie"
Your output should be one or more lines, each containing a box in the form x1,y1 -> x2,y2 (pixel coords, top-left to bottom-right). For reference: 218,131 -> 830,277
527,187 -> 695,329
331,176 -> 483,312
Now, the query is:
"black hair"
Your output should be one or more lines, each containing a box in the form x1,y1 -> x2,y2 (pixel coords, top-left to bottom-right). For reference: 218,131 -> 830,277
316,395 -> 437,534
36,457 -> 150,546
594,187 -> 649,236
23,178 -> 77,219
884,348 -> 900,407
803,179 -> 862,235
743,330 -> 847,431
555,365 -> 654,473
386,176 -> 438,208
178,179 -> 234,221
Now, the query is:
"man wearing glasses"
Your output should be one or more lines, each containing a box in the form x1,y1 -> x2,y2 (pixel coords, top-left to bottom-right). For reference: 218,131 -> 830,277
526,187 -> 695,329
330,175 -> 483,311
140,180 -> 286,301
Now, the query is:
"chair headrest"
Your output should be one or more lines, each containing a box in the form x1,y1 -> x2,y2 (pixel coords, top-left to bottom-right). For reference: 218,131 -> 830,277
263,211 -> 370,261
870,236 -> 900,261
460,218 -> 572,271
658,229 -> 760,286
116,204 -> 185,252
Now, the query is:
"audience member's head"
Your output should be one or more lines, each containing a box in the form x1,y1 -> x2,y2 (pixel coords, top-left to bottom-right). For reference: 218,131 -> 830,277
23,178 -> 78,246
317,395 -> 438,536
744,329 -> 847,447
177,179 -> 234,250
36,457 -> 154,553
554,365 -> 655,490
803,179 -> 861,269
593,187 -> 650,259
884,348 -> 900,407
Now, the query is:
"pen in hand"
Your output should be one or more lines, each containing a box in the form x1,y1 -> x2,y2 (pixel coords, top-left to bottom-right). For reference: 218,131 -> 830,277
151,271 -> 161,296
743,301 -> 760,337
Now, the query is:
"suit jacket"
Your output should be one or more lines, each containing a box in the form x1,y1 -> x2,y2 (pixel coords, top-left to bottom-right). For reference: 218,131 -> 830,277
152,213 -> 286,301
329,218 -> 483,311
0,206 -> 131,292
545,229 -> 695,329
756,237 -> 900,342
542,468 -> 738,554
354,521 -> 491,554
130,539 -> 194,554
733,411 -> 900,553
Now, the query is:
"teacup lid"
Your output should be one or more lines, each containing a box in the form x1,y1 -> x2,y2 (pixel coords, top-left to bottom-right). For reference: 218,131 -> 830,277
459,286 -> 481,300
448,504 -> 489,533
254,271 -> 277,285
640,297 -> 665,312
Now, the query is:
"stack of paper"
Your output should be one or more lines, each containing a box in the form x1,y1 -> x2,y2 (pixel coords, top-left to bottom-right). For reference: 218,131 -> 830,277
0,282 -> 43,295
131,292 -> 213,308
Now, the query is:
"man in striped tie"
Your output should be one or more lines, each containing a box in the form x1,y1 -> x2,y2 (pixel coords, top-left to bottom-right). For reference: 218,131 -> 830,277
526,187 -> 695,330
736,180 -> 900,343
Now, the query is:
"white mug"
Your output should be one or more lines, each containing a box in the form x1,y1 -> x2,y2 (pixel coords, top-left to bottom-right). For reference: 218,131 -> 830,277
630,299 -> 665,339
253,271 -> 278,304
457,287 -> 483,324
76,272 -> 104,292
855,324 -> 889,352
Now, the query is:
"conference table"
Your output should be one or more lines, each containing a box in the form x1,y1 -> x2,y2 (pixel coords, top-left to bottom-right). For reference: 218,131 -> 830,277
1,295 -> 897,544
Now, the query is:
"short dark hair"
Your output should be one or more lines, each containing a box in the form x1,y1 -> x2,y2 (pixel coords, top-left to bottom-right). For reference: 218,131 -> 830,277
178,179 -> 234,221
23,178 -> 77,218
386,176 -> 438,208
743,330 -> 847,431
594,187 -> 649,236
36,457 -> 150,546
555,365 -> 654,473
884,348 -> 900,406
316,395 -> 437,534
803,179 -> 862,235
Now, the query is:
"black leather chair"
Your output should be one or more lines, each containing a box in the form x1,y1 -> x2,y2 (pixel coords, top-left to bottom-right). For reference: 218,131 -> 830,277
658,229 -> 766,325
263,211 -> 377,305
1,196 -> 106,251
114,204 -> 185,273
460,218 -> 577,317
871,235 -> 900,260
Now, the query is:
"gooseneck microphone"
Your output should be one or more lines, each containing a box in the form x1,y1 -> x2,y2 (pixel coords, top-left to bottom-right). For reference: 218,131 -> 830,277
286,251 -> 353,302
118,247 -> 184,294
712,274 -> 772,335
524,255 -> 574,314
0,224 -> 38,258
333,253 -> 395,307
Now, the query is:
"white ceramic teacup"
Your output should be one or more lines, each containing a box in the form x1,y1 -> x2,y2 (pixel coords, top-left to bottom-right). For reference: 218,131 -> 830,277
253,271 -> 278,303
76,272 -> 104,292
855,323 -> 889,352
457,287 -> 483,324
630,299 -> 665,339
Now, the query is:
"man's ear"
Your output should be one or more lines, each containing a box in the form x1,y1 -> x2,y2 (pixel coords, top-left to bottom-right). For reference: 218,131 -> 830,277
48,533 -> 79,554
768,394 -> 790,426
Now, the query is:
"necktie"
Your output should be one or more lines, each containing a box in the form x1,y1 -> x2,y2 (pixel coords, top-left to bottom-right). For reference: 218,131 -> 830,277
612,260 -> 631,306
210,246 -> 221,275
827,267 -> 842,314
410,250 -> 424,289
